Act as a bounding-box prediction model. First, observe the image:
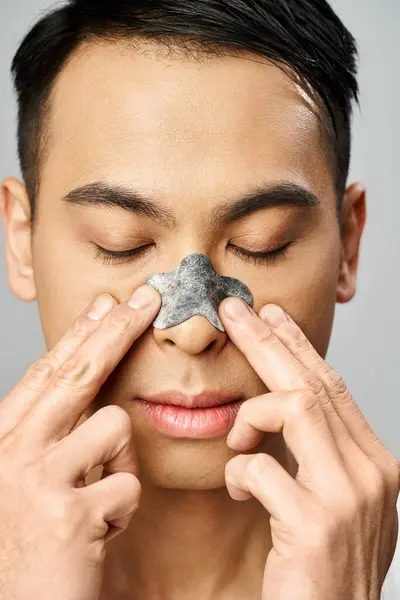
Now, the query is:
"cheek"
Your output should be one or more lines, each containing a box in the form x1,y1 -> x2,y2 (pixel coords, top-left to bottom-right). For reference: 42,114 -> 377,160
290,278 -> 338,360
32,224 -> 142,349
251,235 -> 341,358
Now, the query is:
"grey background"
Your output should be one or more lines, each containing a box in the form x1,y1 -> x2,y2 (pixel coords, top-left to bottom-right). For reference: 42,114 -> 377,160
0,1 -> 399,458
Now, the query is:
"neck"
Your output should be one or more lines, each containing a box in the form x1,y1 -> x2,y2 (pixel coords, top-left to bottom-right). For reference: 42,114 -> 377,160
99,439 -> 296,600
101,486 -> 270,600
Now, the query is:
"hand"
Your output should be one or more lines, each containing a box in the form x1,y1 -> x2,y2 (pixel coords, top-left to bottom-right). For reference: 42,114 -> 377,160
220,299 -> 400,600
0,286 -> 160,600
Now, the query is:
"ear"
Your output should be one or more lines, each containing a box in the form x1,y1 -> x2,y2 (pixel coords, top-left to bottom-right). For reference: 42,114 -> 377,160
336,182 -> 367,304
0,177 -> 36,302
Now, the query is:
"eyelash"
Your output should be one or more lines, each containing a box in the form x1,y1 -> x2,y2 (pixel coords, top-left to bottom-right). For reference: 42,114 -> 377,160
229,242 -> 293,265
94,241 -> 294,266
94,244 -> 154,265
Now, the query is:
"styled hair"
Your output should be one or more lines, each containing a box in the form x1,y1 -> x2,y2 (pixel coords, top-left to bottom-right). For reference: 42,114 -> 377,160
11,0 -> 359,222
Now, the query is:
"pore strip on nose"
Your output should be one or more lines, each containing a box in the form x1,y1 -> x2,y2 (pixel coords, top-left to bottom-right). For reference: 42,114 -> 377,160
145,253 -> 253,332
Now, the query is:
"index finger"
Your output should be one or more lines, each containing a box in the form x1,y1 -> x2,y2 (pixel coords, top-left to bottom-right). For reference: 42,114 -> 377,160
23,285 -> 161,445
220,298 -> 398,482
0,293 -> 117,437
219,297 -> 361,455
259,304 -> 399,473
219,297 -> 324,397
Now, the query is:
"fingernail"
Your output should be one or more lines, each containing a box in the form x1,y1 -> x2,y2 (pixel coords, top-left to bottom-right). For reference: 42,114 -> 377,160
87,294 -> 115,321
260,304 -> 288,327
227,428 -> 239,448
128,285 -> 157,310
223,297 -> 252,321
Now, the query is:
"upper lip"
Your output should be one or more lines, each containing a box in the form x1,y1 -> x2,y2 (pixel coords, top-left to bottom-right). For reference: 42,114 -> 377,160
139,391 -> 244,409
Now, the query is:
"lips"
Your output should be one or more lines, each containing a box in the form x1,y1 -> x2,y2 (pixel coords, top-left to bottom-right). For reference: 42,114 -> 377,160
134,390 -> 245,438
139,390 -> 244,409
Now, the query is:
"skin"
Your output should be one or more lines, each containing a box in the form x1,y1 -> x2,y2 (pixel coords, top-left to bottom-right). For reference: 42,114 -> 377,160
1,39 -> 398,599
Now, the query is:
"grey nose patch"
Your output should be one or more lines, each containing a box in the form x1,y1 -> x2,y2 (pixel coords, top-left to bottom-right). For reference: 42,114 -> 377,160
145,253 -> 253,332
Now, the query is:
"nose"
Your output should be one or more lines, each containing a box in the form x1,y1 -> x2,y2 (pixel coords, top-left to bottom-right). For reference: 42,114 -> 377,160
153,314 -> 227,355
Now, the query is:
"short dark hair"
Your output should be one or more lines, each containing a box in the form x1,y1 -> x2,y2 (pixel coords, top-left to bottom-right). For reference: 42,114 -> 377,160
11,0 -> 359,222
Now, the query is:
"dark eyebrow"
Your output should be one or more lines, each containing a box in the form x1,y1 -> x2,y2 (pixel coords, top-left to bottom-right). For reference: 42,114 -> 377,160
62,182 -> 177,228
211,181 -> 320,226
62,180 -> 320,228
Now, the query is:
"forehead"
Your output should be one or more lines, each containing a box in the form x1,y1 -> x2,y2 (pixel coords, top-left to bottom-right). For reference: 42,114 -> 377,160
42,40 -> 334,206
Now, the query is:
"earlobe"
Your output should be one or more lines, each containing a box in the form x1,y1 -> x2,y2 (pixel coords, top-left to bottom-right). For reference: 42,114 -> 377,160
0,177 -> 37,302
336,246 -> 352,303
336,182 -> 367,304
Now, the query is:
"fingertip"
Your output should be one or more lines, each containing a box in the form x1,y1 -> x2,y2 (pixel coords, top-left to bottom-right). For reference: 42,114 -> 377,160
87,294 -> 117,321
226,478 -> 253,501
127,284 -> 161,311
259,304 -> 289,327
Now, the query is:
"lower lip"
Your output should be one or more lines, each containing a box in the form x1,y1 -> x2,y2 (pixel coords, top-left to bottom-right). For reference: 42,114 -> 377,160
135,398 -> 245,438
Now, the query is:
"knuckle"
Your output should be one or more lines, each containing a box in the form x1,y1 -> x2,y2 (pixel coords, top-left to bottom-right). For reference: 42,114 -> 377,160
363,460 -> 387,500
333,480 -> 370,522
54,354 -> 97,389
224,456 -> 240,480
48,492 -> 87,542
108,307 -> 133,334
289,369 -> 326,399
14,459 -> 52,504
300,504 -> 333,549
255,326 -> 274,346
303,375 -> 326,397
288,390 -> 319,419
99,405 -> 132,437
247,454 -> 275,479
22,460 -> 48,490
288,331 -> 313,353
88,540 -> 106,566
375,452 -> 400,494
24,359 -> 55,389
70,315 -> 95,339
120,472 -> 142,507
363,444 -> 400,494
315,501 -> 357,549
308,517 -> 335,549
339,487 -> 361,518
91,473 -> 141,535
322,367 -> 348,396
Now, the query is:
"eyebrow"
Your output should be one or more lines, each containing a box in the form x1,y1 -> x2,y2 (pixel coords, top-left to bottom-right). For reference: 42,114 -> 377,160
62,182 -> 177,228
62,180 -> 320,228
212,181 -> 320,225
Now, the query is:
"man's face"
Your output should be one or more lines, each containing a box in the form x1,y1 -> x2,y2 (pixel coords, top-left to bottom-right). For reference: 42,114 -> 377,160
28,41 -> 342,489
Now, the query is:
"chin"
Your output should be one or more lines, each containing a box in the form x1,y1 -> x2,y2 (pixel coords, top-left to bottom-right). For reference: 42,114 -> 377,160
134,433 -> 237,490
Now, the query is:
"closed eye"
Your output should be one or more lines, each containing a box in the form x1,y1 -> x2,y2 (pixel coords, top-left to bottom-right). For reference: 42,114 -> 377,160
93,243 -> 155,265
229,241 -> 295,265
93,241 -> 295,266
